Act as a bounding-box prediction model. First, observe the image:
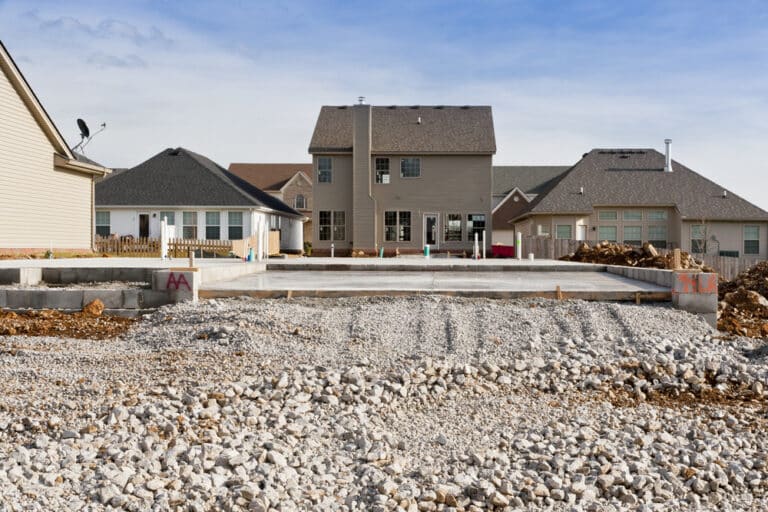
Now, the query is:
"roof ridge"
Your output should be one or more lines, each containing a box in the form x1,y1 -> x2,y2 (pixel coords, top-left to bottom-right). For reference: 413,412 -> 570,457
179,148 -> 267,208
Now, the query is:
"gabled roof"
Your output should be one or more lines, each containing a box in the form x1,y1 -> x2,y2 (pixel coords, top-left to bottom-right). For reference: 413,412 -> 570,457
0,40 -> 107,177
309,105 -> 496,154
493,166 -> 571,196
517,149 -> 768,221
96,147 -> 302,218
228,163 -> 312,191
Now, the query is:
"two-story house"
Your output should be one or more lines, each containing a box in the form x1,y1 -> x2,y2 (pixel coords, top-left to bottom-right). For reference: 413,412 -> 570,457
308,103 -> 496,256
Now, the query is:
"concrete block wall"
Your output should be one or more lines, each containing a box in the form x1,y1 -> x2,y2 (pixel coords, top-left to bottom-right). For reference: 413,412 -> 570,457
605,265 -> 674,288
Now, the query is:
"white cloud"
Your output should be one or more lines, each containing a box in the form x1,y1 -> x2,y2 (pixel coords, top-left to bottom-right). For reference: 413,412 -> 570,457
0,0 -> 766,212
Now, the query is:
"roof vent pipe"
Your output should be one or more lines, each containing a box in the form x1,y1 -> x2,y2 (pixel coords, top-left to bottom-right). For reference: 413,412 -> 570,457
664,138 -> 673,172
579,186 -> 584,195
723,190 -> 728,198
417,116 -> 422,124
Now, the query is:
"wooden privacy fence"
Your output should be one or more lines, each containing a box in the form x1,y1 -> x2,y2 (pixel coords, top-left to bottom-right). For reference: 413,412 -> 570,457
686,254 -> 762,281
96,237 -> 233,258
518,237 -> 584,260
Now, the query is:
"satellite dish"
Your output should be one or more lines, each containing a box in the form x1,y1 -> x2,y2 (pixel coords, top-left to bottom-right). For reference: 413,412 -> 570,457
77,118 -> 90,139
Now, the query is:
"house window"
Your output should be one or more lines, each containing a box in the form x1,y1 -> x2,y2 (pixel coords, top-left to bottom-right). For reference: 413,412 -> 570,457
444,213 -> 462,241
400,158 -> 421,178
319,211 -> 344,241
623,226 -> 642,246
623,210 -> 642,221
205,212 -> 220,240
294,195 -> 306,209
467,214 -> 485,239
95,211 -> 110,238
598,226 -> 617,242
556,225 -> 572,239
384,211 -> 411,242
318,157 -> 332,183
648,210 -> 667,221
744,225 -> 760,255
375,158 -> 390,184
183,212 -> 197,239
648,225 -> 667,249
691,224 -> 706,253
159,211 -> 175,225
228,211 -> 243,240
537,224 -> 550,236
333,211 -> 346,241
598,211 -> 617,221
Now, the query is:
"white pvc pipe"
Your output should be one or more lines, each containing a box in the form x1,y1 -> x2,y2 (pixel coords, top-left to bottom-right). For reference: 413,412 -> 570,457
516,231 -> 522,260
473,232 -> 479,260
331,243 -> 335,258
482,229 -> 486,259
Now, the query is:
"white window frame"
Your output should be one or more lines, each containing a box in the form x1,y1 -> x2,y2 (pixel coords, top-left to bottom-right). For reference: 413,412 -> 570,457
466,214 -> 486,240
159,211 -> 175,225
691,224 -> 706,253
384,211 -> 411,242
318,211 -> 345,241
95,211 -> 110,238
555,225 -> 572,240
375,158 -> 391,184
228,211 -> 243,240
744,225 -> 760,255
205,211 -> 221,240
648,210 -> 668,221
400,158 -> 421,178
183,211 -> 198,239
648,225 -> 667,249
318,157 -> 332,183
623,210 -> 642,221
294,194 -> 306,209
598,225 -> 617,242
598,210 -> 618,221
444,213 -> 462,242
623,226 -> 642,246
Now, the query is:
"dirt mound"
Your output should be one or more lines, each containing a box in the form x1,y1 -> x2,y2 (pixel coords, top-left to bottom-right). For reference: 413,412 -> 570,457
717,262 -> 768,338
0,305 -> 133,339
560,242 -> 712,270
719,261 -> 768,299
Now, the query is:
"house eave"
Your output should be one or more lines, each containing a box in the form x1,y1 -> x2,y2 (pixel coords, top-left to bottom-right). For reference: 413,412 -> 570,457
54,154 -> 110,177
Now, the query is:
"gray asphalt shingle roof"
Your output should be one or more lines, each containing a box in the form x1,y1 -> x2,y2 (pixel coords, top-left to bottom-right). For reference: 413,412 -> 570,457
521,149 -> 768,221
493,166 -> 571,196
95,147 -> 302,217
309,105 -> 496,154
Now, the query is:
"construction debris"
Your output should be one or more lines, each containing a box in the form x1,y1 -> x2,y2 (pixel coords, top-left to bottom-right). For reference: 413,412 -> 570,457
560,242 -> 712,271
717,262 -> 768,338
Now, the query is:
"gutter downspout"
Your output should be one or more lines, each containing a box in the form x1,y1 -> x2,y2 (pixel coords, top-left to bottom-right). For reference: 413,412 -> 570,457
91,176 -> 96,251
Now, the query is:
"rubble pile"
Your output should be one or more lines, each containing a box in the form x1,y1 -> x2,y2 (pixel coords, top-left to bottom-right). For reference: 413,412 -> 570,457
560,242 -> 710,270
717,262 -> 768,338
0,300 -> 133,339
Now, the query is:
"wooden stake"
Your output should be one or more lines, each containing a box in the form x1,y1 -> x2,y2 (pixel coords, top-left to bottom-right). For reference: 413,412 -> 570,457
635,292 -> 641,304
673,248 -> 681,270
556,285 -> 563,300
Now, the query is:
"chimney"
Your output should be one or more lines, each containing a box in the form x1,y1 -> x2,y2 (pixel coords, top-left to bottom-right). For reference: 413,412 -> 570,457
664,139 -> 673,172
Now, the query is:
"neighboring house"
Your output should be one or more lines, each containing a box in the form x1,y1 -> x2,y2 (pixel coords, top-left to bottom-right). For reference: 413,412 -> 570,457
502,142 -> 768,258
95,147 -> 306,253
227,163 -> 313,245
308,103 -> 496,256
492,165 -> 570,244
0,41 -> 108,253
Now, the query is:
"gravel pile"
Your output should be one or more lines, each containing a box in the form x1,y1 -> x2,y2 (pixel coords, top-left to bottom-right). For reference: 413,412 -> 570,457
1,296 -> 767,511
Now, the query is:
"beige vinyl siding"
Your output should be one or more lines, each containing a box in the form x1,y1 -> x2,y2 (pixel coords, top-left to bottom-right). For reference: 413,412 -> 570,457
0,68 -> 92,249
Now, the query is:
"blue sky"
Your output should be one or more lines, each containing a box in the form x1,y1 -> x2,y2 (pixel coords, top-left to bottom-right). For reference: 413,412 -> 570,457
1,0 -> 767,209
